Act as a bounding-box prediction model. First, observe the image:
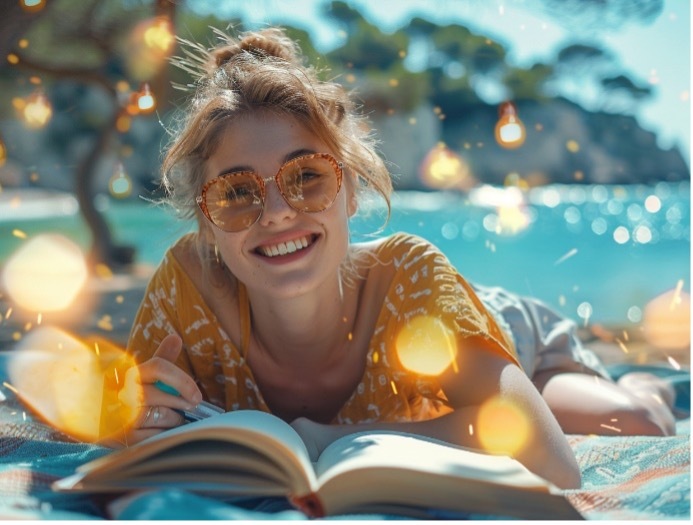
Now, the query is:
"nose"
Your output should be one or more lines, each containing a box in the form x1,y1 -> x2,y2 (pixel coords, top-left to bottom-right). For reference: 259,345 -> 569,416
257,178 -> 297,226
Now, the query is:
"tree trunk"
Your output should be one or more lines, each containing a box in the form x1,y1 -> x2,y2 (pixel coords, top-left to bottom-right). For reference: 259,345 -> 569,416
74,109 -> 135,269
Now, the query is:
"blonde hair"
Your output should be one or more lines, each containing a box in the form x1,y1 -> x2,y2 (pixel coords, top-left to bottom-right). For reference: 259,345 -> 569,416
160,27 -> 392,274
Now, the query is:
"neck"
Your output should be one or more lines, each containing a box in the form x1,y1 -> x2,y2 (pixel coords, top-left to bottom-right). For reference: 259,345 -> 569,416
246,276 -> 358,367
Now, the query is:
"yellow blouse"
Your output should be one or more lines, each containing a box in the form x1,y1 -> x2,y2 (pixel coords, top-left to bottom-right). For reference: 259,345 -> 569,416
127,232 -> 519,424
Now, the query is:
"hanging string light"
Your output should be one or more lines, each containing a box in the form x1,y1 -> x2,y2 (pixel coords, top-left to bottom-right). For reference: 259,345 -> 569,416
22,90 -> 53,129
494,101 -> 526,149
108,162 -> 133,198
136,82 -> 156,114
19,0 -> 47,13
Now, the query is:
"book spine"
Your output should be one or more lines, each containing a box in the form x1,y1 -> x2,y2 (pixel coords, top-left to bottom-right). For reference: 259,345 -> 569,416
289,493 -> 325,518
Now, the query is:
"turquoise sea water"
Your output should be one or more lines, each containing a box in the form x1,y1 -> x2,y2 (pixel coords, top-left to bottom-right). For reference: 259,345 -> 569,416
0,182 -> 689,326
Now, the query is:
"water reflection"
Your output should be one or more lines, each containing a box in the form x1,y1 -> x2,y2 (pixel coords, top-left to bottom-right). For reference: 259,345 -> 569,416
351,181 -> 689,325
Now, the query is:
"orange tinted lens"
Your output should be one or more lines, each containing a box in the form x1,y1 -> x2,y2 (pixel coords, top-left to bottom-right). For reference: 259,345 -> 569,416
205,172 -> 263,231
278,156 -> 339,212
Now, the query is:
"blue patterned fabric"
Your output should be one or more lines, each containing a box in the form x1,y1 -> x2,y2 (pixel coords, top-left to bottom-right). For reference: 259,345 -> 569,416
0,364 -> 689,520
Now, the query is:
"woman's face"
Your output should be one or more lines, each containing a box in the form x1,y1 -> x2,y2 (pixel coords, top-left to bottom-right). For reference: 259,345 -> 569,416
203,111 -> 356,299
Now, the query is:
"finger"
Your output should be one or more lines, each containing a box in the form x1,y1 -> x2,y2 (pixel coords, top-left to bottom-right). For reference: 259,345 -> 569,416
139,383 -> 199,412
136,335 -> 202,406
153,333 -> 183,362
138,405 -> 185,430
121,336 -> 183,400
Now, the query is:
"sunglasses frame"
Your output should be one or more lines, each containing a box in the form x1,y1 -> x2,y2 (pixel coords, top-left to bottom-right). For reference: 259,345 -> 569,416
196,152 -> 344,232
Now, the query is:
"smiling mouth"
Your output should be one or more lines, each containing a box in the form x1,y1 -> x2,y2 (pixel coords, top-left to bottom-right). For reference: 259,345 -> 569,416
256,234 -> 317,258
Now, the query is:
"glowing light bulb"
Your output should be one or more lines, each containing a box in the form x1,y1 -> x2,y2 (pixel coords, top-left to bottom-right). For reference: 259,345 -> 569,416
22,91 -> 52,128
109,163 -> 133,198
19,0 -> 46,13
1,234 -> 88,312
137,83 -> 156,114
494,101 -> 526,149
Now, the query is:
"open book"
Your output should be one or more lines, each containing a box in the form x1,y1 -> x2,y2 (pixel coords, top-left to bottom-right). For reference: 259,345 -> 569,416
54,410 -> 582,519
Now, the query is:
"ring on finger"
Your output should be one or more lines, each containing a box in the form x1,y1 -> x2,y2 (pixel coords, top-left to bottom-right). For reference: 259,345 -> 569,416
142,406 -> 153,426
152,406 -> 161,425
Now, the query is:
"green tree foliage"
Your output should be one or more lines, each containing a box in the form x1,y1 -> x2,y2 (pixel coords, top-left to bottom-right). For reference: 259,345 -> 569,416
504,63 -> 554,101
551,42 -> 653,111
537,0 -> 663,31
325,1 -> 408,71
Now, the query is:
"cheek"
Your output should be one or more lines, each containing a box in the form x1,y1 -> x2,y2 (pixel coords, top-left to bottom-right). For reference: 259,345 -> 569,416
213,232 -> 247,269
325,192 -> 352,231
324,198 -> 352,252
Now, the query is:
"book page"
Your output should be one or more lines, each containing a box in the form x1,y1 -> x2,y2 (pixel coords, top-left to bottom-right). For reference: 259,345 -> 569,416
314,431 -> 546,488
66,410 -> 317,495
312,432 -> 580,519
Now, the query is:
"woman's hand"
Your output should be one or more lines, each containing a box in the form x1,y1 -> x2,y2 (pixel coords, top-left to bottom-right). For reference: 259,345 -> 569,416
109,334 -> 203,447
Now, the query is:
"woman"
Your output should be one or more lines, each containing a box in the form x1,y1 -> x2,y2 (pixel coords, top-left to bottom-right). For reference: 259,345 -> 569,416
123,27 -> 675,490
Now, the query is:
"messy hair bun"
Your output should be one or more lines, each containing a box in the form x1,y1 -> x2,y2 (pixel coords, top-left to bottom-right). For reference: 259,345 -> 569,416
172,27 -> 303,84
208,28 -> 302,72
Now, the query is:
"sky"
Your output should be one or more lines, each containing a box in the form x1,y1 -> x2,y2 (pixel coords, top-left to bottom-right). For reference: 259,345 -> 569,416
193,0 -> 691,161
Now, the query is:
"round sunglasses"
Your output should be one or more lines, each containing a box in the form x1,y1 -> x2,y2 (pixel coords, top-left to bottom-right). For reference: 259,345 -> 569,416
196,153 -> 344,232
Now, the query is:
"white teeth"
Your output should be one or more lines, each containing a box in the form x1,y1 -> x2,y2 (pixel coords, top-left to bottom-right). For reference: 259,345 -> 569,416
260,236 -> 312,257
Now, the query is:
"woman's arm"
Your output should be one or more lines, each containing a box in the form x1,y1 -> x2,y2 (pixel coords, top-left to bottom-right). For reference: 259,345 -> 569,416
292,340 -> 581,490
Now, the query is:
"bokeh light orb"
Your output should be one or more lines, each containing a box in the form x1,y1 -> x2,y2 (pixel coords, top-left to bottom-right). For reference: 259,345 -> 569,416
642,287 -> 691,350
8,326 -> 141,442
395,315 -> 458,375
476,395 -> 531,456
126,16 -> 175,80
419,143 -> 474,191
1,233 -> 88,312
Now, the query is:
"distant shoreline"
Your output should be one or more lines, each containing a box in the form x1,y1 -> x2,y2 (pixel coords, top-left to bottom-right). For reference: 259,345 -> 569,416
0,188 -> 79,221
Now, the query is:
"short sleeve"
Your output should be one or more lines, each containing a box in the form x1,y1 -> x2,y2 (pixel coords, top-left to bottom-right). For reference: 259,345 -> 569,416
127,250 -> 193,375
125,239 -> 259,409
380,234 -> 519,369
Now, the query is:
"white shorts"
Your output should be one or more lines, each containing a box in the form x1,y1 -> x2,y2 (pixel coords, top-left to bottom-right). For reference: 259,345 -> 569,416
473,284 -> 611,379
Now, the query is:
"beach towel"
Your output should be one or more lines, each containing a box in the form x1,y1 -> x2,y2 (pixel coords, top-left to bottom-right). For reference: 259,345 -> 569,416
0,363 -> 689,520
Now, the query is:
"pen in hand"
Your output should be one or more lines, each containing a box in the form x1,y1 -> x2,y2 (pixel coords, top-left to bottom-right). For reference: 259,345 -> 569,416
154,380 -> 225,422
